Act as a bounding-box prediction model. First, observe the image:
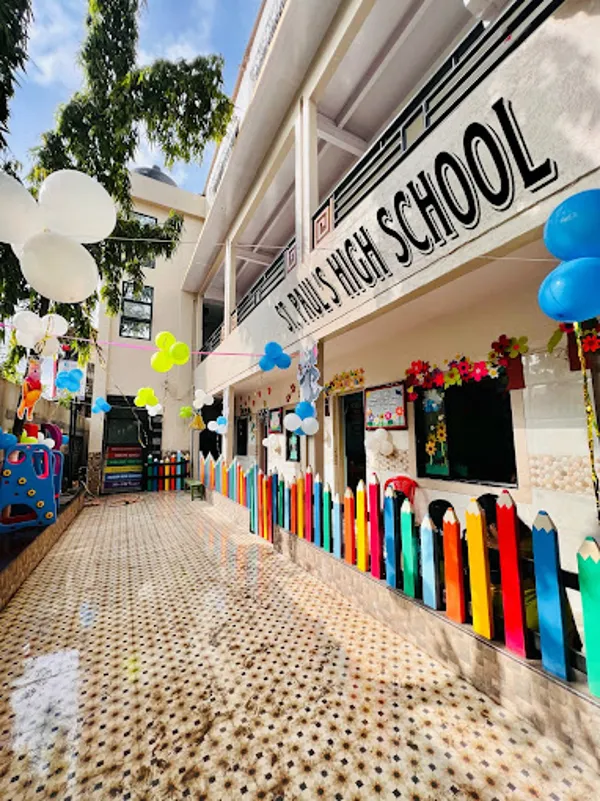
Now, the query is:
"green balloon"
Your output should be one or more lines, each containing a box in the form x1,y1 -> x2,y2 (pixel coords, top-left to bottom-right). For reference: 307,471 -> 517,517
170,341 -> 190,366
155,331 -> 176,351
179,405 -> 193,419
151,351 -> 173,373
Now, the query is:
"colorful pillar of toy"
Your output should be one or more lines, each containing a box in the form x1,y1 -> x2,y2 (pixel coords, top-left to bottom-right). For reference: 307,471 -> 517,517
497,491 -> 528,657
578,536 -> 600,697
323,482 -> 332,553
384,487 -> 398,589
297,475 -> 305,539
344,488 -> 356,565
443,507 -> 466,623
355,480 -> 368,572
313,474 -> 322,548
420,515 -> 441,610
368,474 -> 383,579
332,493 -> 342,559
401,499 -> 418,598
466,499 -> 493,640
290,478 -> 297,534
304,466 -> 313,543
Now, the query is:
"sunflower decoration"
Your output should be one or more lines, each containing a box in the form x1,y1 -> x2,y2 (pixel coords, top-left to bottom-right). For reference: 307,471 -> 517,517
436,421 -> 447,449
425,437 -> 437,463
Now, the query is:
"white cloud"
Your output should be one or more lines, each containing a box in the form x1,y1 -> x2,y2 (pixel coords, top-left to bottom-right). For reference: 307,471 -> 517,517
137,0 -> 217,66
28,0 -> 86,90
129,126 -> 187,187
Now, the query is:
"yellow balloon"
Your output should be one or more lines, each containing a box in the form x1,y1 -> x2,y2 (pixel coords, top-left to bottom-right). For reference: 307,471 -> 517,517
155,331 -> 176,351
134,396 -> 145,407
151,351 -> 173,373
170,341 -> 190,366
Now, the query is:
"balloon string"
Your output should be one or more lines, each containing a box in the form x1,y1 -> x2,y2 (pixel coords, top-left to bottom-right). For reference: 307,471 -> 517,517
574,322 -> 600,523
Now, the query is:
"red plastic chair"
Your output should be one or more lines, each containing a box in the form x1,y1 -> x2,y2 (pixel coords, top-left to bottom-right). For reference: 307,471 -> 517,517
383,475 -> 418,503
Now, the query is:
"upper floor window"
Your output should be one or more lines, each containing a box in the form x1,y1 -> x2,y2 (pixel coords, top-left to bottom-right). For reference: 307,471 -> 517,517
133,212 -> 158,269
415,378 -> 517,486
120,282 -> 153,340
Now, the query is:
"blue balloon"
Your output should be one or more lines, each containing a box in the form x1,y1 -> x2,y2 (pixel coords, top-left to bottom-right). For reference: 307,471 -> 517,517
538,257 -> 600,322
217,415 -> 227,426
0,431 -> 17,449
544,190 -> 600,261
264,341 -> 283,359
274,352 -> 291,369
100,399 -> 112,413
294,427 -> 305,437
259,355 -> 275,371
70,368 -> 84,382
62,434 -> 69,444
295,401 -> 315,420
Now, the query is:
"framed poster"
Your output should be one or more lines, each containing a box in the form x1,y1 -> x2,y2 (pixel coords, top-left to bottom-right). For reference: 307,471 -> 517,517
268,407 -> 283,434
365,382 -> 407,430
286,429 -> 300,462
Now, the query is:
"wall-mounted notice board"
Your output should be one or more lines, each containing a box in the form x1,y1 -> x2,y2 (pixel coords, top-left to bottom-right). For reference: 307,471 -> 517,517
365,382 -> 407,430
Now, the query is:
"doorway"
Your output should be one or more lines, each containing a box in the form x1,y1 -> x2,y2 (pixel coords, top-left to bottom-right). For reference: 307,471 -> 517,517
342,391 -> 366,492
258,416 -> 268,474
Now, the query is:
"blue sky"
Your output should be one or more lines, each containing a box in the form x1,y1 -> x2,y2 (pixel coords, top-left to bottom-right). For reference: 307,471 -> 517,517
6,0 -> 262,193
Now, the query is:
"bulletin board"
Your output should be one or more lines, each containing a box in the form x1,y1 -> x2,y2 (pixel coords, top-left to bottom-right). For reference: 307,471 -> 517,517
364,382 -> 407,430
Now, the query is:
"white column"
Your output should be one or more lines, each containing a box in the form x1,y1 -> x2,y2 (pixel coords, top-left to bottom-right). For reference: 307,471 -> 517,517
223,239 -> 236,336
222,385 -> 235,463
295,96 -> 319,265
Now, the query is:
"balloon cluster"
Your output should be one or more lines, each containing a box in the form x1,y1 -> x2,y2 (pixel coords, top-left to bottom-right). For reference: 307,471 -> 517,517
366,428 -> 394,457
56,368 -> 84,394
208,416 -> 228,435
262,433 -> 282,453
284,401 -> 319,437
92,396 -> 111,415
539,190 -> 600,322
179,405 -> 194,419
259,342 -> 292,371
193,389 -> 214,409
134,387 -> 162,415
151,331 -> 190,373
0,170 -> 116,303
13,311 -> 68,356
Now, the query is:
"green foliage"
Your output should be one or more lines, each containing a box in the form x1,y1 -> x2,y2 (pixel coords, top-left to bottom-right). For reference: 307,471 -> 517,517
0,0 -> 31,150
1,0 -> 232,378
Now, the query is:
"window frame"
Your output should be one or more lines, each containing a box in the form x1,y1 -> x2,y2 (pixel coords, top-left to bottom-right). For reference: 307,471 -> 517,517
133,211 -> 158,269
120,282 -> 154,341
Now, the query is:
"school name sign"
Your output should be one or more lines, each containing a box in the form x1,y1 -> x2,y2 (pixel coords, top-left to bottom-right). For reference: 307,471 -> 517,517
274,98 -> 558,333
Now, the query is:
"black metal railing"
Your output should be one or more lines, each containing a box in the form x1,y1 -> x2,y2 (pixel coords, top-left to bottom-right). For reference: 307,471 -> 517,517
233,237 -> 294,325
313,0 -> 565,232
200,323 -> 224,362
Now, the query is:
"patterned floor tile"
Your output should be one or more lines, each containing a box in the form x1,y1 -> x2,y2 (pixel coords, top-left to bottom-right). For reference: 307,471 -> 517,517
0,492 -> 597,800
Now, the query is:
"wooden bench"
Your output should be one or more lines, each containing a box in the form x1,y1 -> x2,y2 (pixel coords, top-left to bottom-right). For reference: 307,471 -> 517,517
184,479 -> 205,501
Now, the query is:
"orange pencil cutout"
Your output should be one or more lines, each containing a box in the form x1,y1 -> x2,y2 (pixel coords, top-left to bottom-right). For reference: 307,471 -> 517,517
344,488 -> 356,565
443,508 -> 466,623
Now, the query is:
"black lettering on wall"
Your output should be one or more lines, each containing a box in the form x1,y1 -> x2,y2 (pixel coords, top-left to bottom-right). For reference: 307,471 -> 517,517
293,287 -> 317,320
394,191 -> 433,255
492,97 -> 558,192
315,265 -> 342,306
464,121 -> 514,211
434,151 -> 481,230
354,226 -> 392,280
275,302 -> 297,332
288,292 -> 310,324
376,206 -> 413,267
407,171 -> 458,246
345,239 -> 376,287
327,251 -> 360,298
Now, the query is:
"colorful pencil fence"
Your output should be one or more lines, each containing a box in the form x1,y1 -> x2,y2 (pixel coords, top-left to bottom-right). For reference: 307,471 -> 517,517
145,454 -> 190,491
197,455 -> 600,699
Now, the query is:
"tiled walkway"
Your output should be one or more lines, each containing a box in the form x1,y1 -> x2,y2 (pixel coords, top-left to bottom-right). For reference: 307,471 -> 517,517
0,494 -> 598,801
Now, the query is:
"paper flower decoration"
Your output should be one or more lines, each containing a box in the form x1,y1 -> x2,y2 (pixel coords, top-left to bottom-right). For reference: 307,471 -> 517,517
56,368 -> 84,394
208,415 -> 227,435
179,405 -> 194,419
0,429 -> 18,450
193,389 -> 214,410
259,341 -> 292,371
146,403 -> 163,417
134,387 -> 158,408
284,401 -> 319,436
151,331 -> 191,373
13,311 -> 68,355
0,170 -> 116,303
92,397 -> 111,414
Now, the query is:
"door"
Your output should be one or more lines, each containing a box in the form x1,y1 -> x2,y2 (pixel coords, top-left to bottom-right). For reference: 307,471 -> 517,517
258,417 -> 268,474
342,391 -> 366,492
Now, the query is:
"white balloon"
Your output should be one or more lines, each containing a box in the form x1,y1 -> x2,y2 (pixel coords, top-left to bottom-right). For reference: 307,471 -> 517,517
43,313 -> 68,337
11,244 -> 24,259
301,417 -> 319,436
208,421 -> 218,432
204,394 -> 214,406
21,231 -> 99,303
262,437 -> 270,447
374,428 -> 388,440
13,310 -> 43,336
38,169 -> 116,244
40,336 -> 60,357
365,436 -> 377,453
380,441 -> 394,456
146,403 -> 163,417
217,424 -> 227,435
16,330 -> 38,350
0,172 -> 43,245
284,413 -> 301,431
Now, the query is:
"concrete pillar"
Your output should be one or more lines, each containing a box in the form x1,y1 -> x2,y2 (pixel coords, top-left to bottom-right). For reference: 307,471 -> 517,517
295,96 -> 319,265
222,385 -> 235,462
87,300 -> 112,493
223,239 -> 236,336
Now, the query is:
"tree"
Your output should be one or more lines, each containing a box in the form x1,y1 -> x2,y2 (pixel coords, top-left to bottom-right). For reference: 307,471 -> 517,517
0,0 -> 31,151
0,0 -> 232,377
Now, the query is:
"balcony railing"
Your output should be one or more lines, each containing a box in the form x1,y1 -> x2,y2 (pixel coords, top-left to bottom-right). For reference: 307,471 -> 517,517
200,323 -> 224,362
312,0 -> 565,244
232,237 -> 296,327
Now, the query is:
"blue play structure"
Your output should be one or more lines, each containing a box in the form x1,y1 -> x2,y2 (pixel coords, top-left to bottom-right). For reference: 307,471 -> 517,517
0,443 -> 62,532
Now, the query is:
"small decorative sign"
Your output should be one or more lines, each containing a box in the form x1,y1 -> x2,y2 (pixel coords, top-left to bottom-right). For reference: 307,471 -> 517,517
268,407 -> 283,434
286,429 -> 300,462
365,382 -> 407,430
